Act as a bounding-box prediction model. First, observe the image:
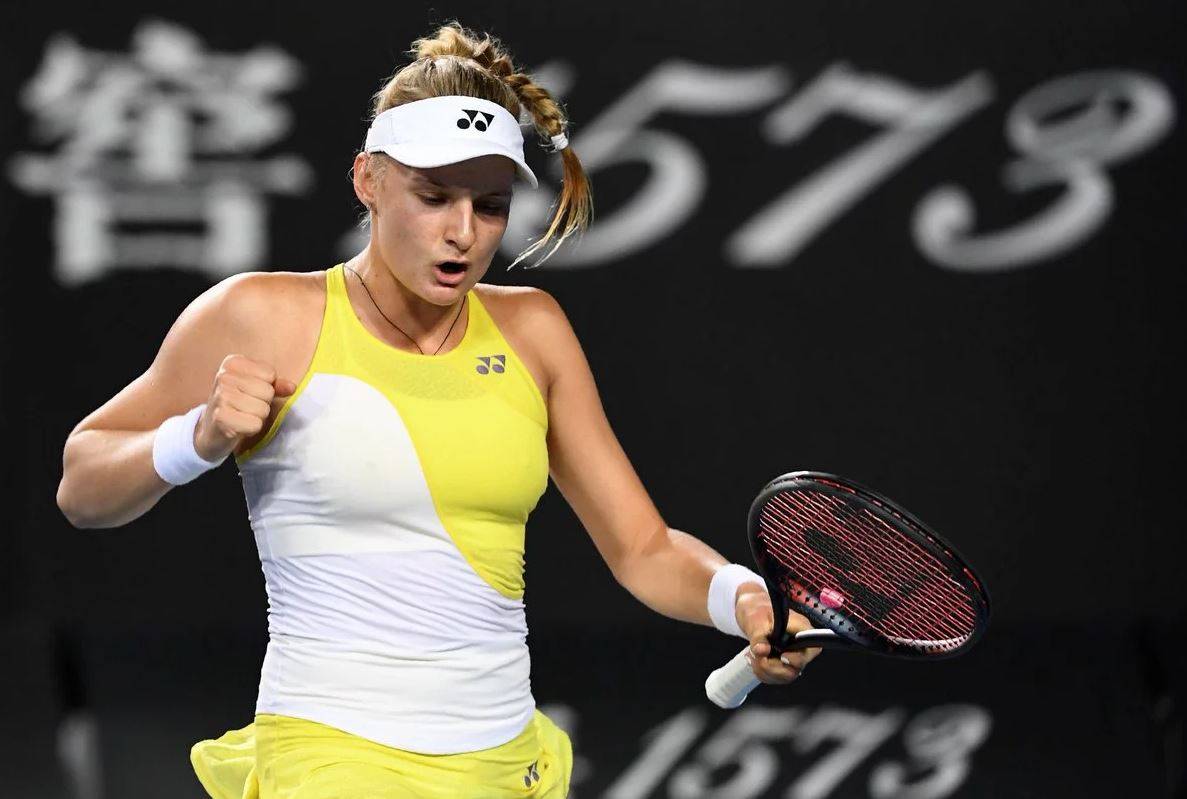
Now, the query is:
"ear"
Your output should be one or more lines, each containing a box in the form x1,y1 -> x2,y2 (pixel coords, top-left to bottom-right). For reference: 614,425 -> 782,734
352,152 -> 379,214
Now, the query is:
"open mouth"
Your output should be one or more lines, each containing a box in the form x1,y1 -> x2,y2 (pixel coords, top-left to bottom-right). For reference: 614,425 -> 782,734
434,261 -> 468,285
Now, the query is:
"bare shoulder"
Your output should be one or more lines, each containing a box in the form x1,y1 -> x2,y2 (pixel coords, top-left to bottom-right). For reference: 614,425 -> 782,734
473,283 -> 566,327
233,268 -> 328,377
223,268 -> 323,323
226,266 -> 323,331
160,267 -> 326,386
68,268 -> 324,438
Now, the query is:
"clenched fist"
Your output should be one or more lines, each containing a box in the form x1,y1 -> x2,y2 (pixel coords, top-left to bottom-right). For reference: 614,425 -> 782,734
193,354 -> 297,462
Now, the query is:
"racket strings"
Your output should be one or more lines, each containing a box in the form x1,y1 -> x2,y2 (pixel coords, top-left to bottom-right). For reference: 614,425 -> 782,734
761,494 -> 976,641
805,476 -> 960,563
789,491 -> 970,625
758,490 -> 978,652
760,498 -> 975,646
760,524 -> 970,649
760,526 -> 971,653
789,490 -> 971,620
764,492 -> 961,628
794,490 -> 958,593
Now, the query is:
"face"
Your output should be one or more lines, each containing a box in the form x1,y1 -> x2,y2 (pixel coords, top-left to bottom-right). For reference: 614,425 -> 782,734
353,152 -> 516,305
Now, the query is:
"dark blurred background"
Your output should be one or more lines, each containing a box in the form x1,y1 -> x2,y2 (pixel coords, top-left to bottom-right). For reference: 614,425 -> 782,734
2,1 -> 1185,796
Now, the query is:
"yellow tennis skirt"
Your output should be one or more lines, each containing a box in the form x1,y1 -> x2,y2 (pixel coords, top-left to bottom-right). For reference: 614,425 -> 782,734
190,710 -> 572,798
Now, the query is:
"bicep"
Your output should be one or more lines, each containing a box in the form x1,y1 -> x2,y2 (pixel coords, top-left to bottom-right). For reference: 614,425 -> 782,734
69,273 -> 271,437
535,292 -> 666,576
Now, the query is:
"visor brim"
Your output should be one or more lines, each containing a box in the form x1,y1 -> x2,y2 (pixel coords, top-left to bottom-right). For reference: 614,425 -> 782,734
369,141 -> 538,189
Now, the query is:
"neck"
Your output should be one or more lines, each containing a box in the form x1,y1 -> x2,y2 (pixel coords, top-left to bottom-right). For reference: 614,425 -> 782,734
347,248 -> 464,341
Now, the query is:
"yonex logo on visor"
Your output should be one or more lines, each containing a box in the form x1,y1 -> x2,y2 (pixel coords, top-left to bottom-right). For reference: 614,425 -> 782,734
363,95 -> 539,188
458,110 -> 494,131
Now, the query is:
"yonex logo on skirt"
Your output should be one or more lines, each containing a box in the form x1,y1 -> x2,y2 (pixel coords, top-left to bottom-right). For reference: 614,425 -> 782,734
522,759 -> 540,787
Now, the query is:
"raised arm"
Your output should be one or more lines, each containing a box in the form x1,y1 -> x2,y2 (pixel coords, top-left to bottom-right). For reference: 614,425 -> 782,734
55,272 -> 283,529
523,288 -> 820,681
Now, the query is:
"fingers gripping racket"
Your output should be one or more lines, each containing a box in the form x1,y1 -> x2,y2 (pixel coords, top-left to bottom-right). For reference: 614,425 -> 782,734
705,472 -> 990,709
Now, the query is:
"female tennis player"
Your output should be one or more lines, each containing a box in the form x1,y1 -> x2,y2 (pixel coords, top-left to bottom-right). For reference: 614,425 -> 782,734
55,21 -> 821,798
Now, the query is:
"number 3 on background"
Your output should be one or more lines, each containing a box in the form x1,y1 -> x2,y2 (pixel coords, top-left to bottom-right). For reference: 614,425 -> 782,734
869,704 -> 993,799
914,70 -> 1175,272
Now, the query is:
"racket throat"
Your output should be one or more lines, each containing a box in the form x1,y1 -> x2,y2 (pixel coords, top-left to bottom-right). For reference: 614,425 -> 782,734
768,594 -> 797,656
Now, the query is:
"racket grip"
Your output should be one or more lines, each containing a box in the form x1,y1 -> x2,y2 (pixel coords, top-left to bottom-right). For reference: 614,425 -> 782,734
705,645 -> 761,709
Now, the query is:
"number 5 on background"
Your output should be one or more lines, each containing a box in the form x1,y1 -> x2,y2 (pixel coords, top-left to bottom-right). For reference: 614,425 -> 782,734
503,60 -> 789,267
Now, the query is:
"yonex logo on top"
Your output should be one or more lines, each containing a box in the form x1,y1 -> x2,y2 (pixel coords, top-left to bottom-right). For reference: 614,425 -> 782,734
457,110 -> 495,131
476,354 -> 505,374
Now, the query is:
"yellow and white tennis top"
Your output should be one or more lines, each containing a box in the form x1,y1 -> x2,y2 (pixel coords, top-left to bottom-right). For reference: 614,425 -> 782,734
234,262 -> 549,754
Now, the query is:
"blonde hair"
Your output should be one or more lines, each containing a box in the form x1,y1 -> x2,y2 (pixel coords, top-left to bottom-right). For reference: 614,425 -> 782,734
360,21 -> 593,269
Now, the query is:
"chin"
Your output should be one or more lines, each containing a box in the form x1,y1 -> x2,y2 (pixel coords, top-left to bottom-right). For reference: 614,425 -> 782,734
426,277 -> 470,301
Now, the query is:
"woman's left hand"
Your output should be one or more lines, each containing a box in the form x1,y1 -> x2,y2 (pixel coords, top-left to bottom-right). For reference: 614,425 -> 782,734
735,583 -> 823,684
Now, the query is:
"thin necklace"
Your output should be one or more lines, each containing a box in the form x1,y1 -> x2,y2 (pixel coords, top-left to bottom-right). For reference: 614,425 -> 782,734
343,263 -> 466,356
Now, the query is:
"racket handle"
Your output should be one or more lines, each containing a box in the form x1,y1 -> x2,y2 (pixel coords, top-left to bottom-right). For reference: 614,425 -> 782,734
705,629 -> 838,709
705,646 -> 761,709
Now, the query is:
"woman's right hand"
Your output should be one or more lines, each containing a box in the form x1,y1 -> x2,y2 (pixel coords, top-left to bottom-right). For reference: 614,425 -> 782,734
194,354 -> 297,462
57,272 -> 298,529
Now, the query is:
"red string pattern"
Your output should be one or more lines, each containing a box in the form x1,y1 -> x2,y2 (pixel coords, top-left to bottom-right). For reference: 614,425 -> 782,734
758,487 -> 980,654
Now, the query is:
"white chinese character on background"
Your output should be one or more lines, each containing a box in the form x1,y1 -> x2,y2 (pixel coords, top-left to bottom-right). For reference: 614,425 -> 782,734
8,18 -> 314,286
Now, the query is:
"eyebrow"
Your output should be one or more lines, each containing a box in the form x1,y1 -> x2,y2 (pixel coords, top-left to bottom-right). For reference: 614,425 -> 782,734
412,174 -> 512,197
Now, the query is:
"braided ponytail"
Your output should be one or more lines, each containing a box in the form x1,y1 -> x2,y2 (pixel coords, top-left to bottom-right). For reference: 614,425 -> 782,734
363,20 -> 593,269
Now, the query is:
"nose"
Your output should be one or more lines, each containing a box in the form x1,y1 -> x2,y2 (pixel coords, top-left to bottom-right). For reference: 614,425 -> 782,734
445,198 -> 476,253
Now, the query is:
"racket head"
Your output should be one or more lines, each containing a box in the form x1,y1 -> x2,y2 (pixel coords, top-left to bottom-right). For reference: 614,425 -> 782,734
748,471 -> 990,660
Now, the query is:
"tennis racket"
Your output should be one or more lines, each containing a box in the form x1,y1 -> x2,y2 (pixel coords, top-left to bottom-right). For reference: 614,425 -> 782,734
705,471 -> 990,709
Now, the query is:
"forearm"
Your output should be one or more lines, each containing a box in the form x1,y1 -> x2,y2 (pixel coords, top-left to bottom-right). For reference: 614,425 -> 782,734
57,428 -> 173,529
613,525 -> 745,627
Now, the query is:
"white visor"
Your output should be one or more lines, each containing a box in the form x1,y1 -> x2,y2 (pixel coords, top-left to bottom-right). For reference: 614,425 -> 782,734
364,95 -> 538,189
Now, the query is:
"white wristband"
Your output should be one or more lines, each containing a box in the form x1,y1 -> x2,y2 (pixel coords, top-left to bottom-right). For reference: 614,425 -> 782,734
708,563 -> 768,639
152,404 -> 226,485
